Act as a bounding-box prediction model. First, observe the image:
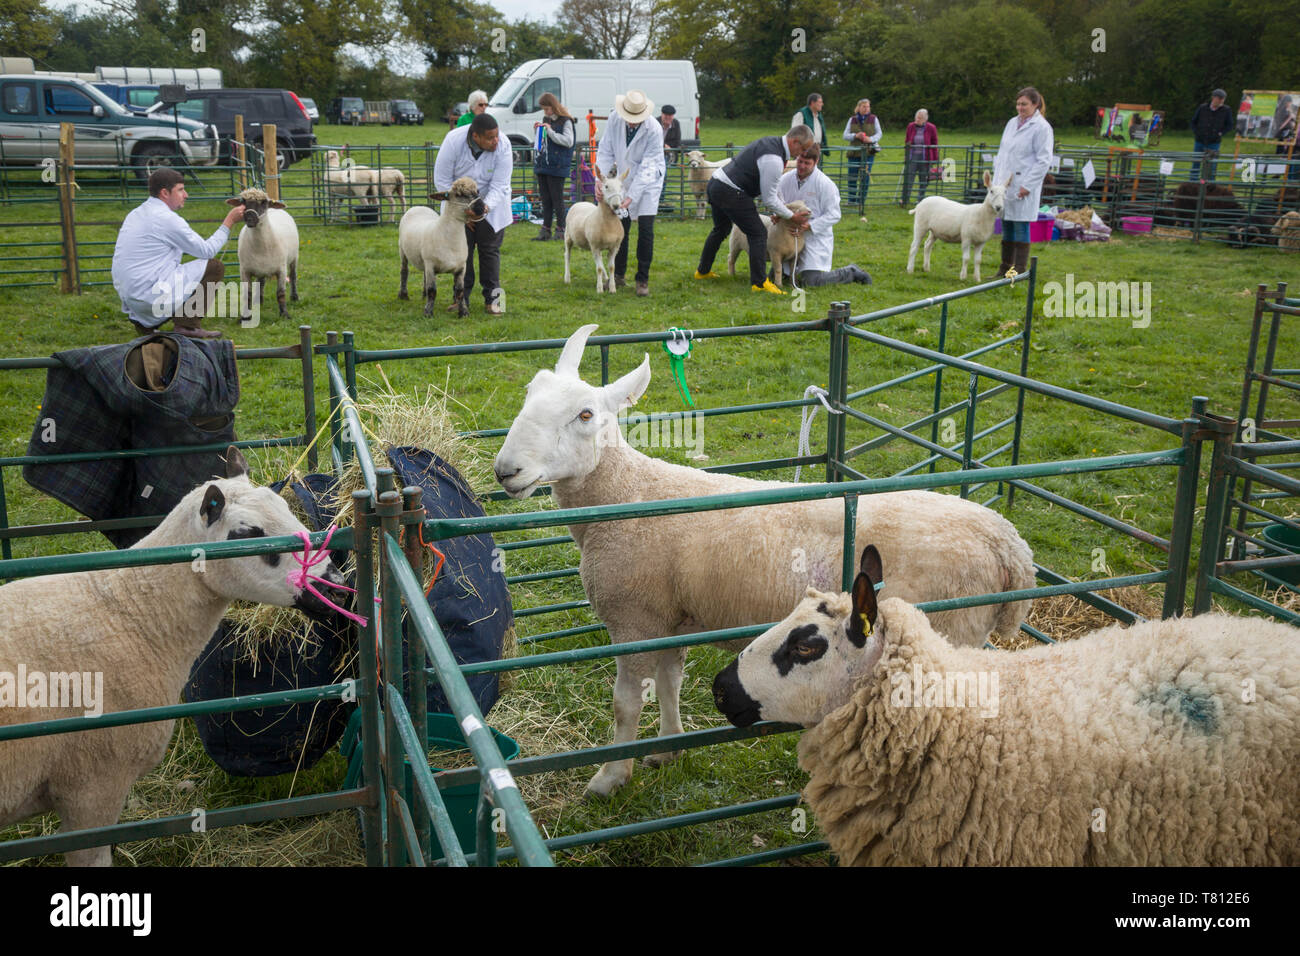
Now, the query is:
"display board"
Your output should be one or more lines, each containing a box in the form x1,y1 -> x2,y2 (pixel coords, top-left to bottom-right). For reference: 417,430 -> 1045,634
1235,91 -> 1299,144
1094,104 -> 1165,147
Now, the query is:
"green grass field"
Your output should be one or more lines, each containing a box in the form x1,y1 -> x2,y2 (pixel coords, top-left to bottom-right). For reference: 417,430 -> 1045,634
0,119 -> 1296,866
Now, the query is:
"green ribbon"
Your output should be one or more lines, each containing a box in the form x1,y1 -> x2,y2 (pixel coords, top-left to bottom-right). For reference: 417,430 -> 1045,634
661,328 -> 695,407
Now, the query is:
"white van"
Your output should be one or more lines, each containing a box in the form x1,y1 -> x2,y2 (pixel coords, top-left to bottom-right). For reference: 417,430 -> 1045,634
485,59 -> 699,153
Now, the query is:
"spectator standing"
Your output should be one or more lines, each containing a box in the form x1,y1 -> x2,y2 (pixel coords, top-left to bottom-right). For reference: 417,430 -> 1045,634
660,104 -> 682,155
1189,88 -> 1233,181
900,109 -> 939,207
532,91 -> 575,242
457,90 -> 488,128
991,87 -> 1052,279
775,145 -> 871,287
433,113 -> 513,315
793,93 -> 828,162
595,89 -> 666,296
843,98 -> 881,206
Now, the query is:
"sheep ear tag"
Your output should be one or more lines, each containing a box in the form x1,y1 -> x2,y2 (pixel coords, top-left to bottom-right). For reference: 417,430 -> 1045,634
660,327 -> 695,408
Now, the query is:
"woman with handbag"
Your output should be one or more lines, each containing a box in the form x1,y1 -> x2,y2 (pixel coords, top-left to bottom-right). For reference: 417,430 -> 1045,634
843,98 -> 881,206
532,92 -> 576,241
901,108 -> 938,207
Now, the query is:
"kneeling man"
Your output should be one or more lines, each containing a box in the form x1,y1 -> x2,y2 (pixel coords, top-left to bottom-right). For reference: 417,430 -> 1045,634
775,145 -> 871,287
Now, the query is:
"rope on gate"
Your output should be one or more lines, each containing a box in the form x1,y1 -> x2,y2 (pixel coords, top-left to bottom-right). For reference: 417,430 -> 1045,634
795,385 -> 841,481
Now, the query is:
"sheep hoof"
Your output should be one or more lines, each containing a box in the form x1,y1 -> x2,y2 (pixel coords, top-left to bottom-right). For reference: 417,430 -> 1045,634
584,764 -> 631,799
642,749 -> 681,769
398,291 -> 409,300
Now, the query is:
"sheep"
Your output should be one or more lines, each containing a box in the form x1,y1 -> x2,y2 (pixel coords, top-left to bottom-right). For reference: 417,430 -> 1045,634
713,545 -> 1300,866
397,177 -> 486,317
907,171 -> 1011,283
1272,210 -> 1300,251
226,187 -> 299,321
374,166 -> 407,219
684,149 -> 726,219
492,324 -> 1036,798
1167,181 -> 1242,228
0,447 -> 346,866
726,203 -> 808,289
563,166 -> 627,294
323,149 -> 377,217
1228,209 -> 1280,249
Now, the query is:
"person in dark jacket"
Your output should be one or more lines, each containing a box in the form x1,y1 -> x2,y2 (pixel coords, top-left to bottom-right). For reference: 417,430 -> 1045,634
1190,88 -> 1233,182
660,104 -> 682,156
900,108 -> 939,207
532,92 -> 576,241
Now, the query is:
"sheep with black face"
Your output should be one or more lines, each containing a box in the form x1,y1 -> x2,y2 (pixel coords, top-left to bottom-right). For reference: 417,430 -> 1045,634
226,187 -> 300,321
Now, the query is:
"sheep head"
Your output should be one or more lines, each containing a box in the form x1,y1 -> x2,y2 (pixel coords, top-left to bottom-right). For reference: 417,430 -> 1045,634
713,546 -> 891,728
493,323 -> 650,500
686,150 -> 713,169
981,170 -> 1012,217
180,445 -> 346,619
594,164 -> 627,215
1272,210 -> 1300,235
226,187 -> 285,228
430,176 -> 486,222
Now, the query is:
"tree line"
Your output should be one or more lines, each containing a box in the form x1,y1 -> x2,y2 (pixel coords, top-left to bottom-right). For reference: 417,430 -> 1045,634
2,0 -> 1295,130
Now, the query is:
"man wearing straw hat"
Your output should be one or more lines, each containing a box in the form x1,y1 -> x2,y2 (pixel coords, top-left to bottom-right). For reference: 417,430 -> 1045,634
595,89 -> 665,296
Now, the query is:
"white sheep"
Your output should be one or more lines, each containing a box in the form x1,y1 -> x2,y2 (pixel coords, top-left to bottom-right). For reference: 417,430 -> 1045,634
226,187 -> 299,321
398,177 -> 485,317
492,324 -> 1036,798
684,150 -> 726,219
1272,210 -> 1300,251
375,166 -> 407,219
714,545 -> 1300,865
726,203 -> 807,288
725,214 -> 772,278
907,171 -> 1012,282
0,447 -> 346,866
563,166 -> 627,293
323,149 -> 377,217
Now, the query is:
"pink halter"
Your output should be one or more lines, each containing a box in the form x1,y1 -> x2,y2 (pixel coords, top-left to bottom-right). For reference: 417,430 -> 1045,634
288,524 -> 369,626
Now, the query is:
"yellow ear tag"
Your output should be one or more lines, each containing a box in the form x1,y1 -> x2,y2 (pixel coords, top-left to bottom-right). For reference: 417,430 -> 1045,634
859,613 -> 872,635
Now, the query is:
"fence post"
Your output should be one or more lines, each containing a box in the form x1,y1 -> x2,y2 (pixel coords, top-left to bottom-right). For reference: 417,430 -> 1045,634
235,114 -> 248,192
400,484 -> 429,860
298,325 -> 318,471
1191,178 -> 1205,243
351,488 -> 384,866
1006,255 -> 1037,508
928,301 -> 949,474
1163,396 -> 1208,618
57,123 -> 79,295
961,372 -> 979,498
263,123 -> 279,201
825,300 -> 851,482
1192,410 -> 1238,614
376,476 -> 406,866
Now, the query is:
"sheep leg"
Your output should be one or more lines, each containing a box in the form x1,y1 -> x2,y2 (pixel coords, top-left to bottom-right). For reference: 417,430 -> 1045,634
642,645 -> 688,768
727,240 -> 738,276
771,253 -> 783,288
907,233 -> 920,274
972,242 -> 983,283
289,260 -> 298,302
960,240 -> 970,281
454,270 -> 468,318
399,254 -> 410,300
563,240 -> 572,285
585,654 -> 653,798
422,268 -> 437,318
592,249 -> 605,293
923,234 -> 935,273
52,786 -> 131,867
275,273 -> 289,318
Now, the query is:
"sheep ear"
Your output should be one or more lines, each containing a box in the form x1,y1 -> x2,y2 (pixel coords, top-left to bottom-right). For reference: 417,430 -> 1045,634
225,197 -> 244,206
224,444 -> 249,478
555,323 -> 599,378
270,201 -> 286,209
600,354 -> 651,412
847,548 -> 881,649
200,484 -> 226,527
982,170 -> 991,188
429,191 -> 448,202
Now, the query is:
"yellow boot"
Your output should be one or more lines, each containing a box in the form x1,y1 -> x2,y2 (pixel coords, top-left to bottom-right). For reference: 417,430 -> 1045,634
752,279 -> 785,295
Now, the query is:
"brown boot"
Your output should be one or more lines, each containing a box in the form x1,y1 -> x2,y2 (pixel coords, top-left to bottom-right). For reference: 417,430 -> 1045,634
1012,241 -> 1031,276
998,238 -> 1014,277
614,274 -> 627,290
635,280 -> 649,297
172,322 -> 222,339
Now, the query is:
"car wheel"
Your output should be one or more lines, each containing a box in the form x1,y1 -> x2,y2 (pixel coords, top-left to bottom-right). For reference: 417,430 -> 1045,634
134,143 -> 177,182
276,142 -> 291,171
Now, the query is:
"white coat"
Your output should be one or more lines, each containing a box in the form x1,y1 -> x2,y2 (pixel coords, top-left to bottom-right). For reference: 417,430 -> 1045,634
992,111 -> 1053,222
111,197 -> 230,324
434,125 -> 514,232
596,113 -> 665,218
777,166 -> 841,273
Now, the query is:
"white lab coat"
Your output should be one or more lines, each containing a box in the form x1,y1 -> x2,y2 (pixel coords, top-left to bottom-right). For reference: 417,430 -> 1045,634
777,166 -> 840,273
434,124 -> 514,232
111,197 -> 230,324
992,111 -> 1053,222
596,113 -> 666,218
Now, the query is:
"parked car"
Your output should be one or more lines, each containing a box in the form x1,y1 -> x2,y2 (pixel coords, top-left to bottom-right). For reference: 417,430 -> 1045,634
93,83 -> 162,114
390,99 -> 423,125
150,87 -> 316,170
327,96 -> 364,125
299,97 -> 319,125
0,74 -> 218,179
446,101 -> 469,127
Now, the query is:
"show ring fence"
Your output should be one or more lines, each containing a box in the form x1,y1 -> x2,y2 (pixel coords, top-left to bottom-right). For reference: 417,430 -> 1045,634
0,271 -> 1295,865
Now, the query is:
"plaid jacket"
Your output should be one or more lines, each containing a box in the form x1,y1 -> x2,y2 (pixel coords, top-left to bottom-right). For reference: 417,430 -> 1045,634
24,334 -> 240,547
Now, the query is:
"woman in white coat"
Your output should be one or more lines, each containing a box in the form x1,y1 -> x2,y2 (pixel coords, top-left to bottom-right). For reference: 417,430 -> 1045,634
595,89 -> 666,296
992,87 -> 1053,278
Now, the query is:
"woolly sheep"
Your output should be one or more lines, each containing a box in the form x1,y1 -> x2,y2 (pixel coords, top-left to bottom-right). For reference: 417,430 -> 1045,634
1272,210 -> 1300,251
684,150 -> 726,219
714,546 -> 1300,865
398,177 -> 486,317
726,202 -> 809,289
226,187 -> 299,320
0,447 -> 346,866
374,166 -> 407,219
907,171 -> 1011,283
492,325 -> 1036,798
323,149 -> 377,216
564,166 -> 627,293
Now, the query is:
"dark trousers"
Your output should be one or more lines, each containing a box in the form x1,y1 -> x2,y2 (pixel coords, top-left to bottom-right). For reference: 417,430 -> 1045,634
464,221 -> 504,305
698,178 -> 768,287
1190,140 -> 1220,181
615,214 -> 655,282
537,173 -> 567,230
901,156 -> 930,206
847,153 -> 875,203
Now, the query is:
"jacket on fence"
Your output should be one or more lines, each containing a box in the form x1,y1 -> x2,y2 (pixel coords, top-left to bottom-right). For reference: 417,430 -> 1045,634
794,107 -> 828,149
777,166 -> 841,273
992,111 -> 1054,222
534,114 -> 575,178
434,124 -> 514,232
715,135 -> 800,220
596,112 -> 666,218
23,333 -> 240,548
902,122 -> 940,164
844,112 -> 882,158
1191,103 -> 1234,145
111,197 -> 231,327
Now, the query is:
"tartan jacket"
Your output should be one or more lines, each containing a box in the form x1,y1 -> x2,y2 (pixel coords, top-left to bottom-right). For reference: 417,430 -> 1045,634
23,333 -> 240,547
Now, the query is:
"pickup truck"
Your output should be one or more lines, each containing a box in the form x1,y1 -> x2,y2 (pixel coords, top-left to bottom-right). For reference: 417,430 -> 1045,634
0,75 -> 218,178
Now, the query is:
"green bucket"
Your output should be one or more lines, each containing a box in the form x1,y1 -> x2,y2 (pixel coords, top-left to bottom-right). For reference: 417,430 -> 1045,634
1259,524 -> 1300,585
341,709 -> 520,860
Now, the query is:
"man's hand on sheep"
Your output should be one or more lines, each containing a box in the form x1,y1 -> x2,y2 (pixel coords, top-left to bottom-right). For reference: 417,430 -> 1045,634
222,203 -> 246,229
789,208 -> 812,227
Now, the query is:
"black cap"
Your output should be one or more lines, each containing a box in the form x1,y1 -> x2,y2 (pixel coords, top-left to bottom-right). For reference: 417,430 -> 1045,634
1212,88 -> 1227,99
661,104 -> 676,115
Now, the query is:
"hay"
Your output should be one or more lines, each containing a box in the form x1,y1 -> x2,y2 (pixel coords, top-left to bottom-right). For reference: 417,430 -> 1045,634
1152,225 -> 1193,240
987,585 -> 1165,650
1055,205 -> 1095,228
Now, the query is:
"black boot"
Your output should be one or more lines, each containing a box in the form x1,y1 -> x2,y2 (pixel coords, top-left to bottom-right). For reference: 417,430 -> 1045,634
1012,241 -> 1031,276
998,238 -> 1015,277
531,226 -> 551,242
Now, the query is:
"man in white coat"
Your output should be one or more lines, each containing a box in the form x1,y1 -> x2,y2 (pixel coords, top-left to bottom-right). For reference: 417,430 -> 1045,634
774,146 -> 871,287
595,89 -> 665,296
112,167 -> 245,338
991,87 -> 1053,277
434,113 -> 513,314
